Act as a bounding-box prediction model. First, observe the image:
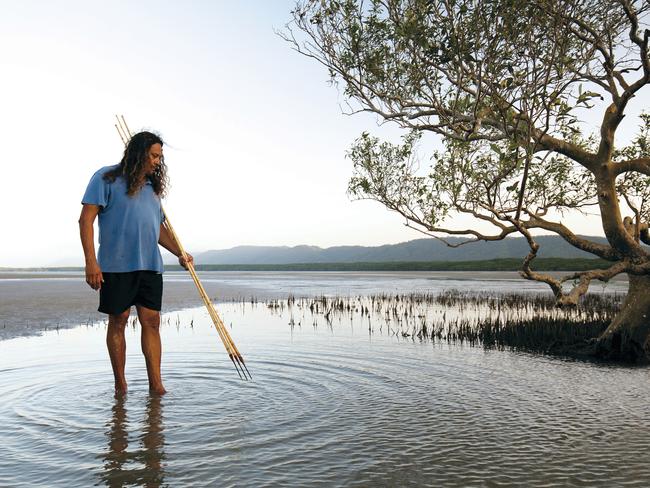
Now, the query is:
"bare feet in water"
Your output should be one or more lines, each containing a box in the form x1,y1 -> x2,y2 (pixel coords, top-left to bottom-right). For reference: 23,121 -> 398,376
115,381 -> 128,396
149,384 -> 167,395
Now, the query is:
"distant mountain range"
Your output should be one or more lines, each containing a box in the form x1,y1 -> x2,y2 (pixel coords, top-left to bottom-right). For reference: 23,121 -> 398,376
174,235 -> 617,265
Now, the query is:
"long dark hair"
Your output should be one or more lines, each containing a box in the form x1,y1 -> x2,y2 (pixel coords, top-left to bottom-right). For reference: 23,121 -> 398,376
103,131 -> 169,197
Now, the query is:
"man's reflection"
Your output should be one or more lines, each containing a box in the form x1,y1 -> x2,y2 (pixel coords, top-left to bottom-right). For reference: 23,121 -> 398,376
99,394 -> 166,487
141,394 -> 165,484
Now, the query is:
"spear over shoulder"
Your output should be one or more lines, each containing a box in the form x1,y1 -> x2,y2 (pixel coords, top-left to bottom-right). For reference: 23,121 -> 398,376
115,115 -> 252,381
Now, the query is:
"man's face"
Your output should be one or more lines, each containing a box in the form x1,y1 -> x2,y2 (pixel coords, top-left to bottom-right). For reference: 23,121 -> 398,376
145,143 -> 163,175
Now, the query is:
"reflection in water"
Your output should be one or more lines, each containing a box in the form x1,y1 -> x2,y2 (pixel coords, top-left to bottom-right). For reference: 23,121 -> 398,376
99,395 -> 166,487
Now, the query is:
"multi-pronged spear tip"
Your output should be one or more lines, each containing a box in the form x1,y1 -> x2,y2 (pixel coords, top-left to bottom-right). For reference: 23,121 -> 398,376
239,358 -> 253,380
229,354 -> 251,381
114,115 -> 252,381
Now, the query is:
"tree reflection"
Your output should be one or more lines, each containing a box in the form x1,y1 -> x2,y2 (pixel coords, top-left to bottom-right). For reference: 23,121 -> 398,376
99,394 -> 166,487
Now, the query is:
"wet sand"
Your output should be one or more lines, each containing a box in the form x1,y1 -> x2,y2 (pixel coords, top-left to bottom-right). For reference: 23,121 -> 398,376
0,273 -> 281,340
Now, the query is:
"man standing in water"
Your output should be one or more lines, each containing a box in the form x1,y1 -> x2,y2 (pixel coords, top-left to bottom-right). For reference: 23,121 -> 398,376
79,131 -> 193,395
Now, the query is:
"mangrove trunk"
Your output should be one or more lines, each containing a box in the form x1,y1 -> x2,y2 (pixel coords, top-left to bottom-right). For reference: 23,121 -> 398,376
595,274 -> 650,363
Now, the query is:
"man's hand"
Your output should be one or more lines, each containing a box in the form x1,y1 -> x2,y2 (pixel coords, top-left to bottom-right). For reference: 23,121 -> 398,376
85,261 -> 104,290
179,253 -> 194,270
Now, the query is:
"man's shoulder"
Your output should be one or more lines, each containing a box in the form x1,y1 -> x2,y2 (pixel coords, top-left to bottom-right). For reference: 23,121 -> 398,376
92,164 -> 120,177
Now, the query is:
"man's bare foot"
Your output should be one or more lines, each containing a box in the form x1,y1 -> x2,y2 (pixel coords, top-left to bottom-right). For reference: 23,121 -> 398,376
114,382 -> 128,396
149,384 -> 167,395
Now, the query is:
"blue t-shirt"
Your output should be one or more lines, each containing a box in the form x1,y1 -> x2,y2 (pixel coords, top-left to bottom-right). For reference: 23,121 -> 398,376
82,164 -> 165,273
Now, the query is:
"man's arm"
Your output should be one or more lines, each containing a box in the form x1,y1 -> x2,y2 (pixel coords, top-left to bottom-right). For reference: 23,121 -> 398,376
79,204 -> 103,290
159,224 -> 194,269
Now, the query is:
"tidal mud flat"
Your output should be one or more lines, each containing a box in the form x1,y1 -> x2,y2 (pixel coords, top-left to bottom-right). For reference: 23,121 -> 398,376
0,272 -> 282,340
0,270 -> 628,341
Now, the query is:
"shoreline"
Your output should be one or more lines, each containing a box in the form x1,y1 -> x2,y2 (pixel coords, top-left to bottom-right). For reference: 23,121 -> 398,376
0,257 -> 617,273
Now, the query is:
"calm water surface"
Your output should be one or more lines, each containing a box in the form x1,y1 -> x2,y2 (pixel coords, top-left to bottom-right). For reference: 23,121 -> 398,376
1,297 -> 648,487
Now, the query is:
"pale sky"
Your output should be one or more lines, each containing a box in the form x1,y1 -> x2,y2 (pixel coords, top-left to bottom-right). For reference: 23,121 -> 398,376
0,1 -> 646,267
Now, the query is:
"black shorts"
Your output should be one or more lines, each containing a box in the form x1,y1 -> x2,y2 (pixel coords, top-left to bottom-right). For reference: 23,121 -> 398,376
98,271 -> 163,315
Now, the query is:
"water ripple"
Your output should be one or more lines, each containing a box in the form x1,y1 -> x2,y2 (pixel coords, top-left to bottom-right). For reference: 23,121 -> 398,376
0,304 -> 649,487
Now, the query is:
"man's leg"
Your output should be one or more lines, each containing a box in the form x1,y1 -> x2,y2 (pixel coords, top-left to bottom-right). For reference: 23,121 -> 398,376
136,305 -> 166,395
107,309 -> 131,394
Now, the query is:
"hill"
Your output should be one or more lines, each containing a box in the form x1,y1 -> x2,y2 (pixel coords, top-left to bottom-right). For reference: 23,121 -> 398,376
187,235 -> 615,265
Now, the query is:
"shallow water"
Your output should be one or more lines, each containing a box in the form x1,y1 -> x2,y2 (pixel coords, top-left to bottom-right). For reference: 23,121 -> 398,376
1,301 -> 648,487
